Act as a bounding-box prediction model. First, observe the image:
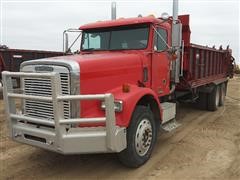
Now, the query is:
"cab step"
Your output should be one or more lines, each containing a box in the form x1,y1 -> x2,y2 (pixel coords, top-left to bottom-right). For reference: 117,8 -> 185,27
161,118 -> 181,132
160,102 -> 180,132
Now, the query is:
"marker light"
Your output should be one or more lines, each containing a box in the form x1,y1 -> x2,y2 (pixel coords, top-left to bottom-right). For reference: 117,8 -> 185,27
122,83 -> 130,93
148,14 -> 155,18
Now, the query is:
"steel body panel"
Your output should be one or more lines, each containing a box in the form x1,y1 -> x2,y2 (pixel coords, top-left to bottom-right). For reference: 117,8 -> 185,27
178,44 -> 233,90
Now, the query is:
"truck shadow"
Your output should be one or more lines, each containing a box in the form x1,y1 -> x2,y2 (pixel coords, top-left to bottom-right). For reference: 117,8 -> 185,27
29,149 -> 129,178
24,103 -> 208,178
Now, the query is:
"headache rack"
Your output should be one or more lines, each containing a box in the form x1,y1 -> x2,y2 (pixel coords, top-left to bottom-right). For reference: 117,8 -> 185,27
2,71 -> 126,154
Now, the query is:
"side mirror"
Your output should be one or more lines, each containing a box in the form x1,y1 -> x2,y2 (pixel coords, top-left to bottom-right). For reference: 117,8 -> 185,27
62,28 -> 82,54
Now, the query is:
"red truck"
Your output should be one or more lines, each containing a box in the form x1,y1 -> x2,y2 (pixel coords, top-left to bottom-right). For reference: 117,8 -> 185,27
2,1 -> 234,167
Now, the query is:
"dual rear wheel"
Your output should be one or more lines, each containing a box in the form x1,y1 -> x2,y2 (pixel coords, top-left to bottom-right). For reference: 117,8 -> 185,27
208,83 -> 226,111
197,82 -> 227,111
219,83 -> 226,106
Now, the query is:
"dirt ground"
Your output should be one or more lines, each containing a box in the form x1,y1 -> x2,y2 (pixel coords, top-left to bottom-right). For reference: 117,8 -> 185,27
0,76 -> 239,180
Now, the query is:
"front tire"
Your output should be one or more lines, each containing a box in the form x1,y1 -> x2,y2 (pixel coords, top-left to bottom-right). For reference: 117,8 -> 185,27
118,106 -> 157,168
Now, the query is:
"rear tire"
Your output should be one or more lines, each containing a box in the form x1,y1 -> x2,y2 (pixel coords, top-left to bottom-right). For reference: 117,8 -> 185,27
219,83 -> 226,106
195,92 -> 208,110
118,106 -> 157,168
207,85 -> 220,111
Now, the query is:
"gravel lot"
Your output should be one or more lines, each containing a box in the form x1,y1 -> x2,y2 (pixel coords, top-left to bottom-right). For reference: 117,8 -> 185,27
0,76 -> 239,179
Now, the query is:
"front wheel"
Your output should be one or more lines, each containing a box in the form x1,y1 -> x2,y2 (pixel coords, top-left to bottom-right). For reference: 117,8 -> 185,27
118,106 -> 157,168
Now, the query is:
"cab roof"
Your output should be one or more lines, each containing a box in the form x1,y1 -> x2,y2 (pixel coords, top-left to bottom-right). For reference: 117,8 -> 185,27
79,16 -> 163,30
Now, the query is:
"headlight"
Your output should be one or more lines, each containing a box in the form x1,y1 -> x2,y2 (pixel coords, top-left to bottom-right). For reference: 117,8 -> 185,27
101,100 -> 123,112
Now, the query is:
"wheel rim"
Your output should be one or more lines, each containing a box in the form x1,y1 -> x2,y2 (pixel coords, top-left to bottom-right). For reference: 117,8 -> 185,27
215,87 -> 220,107
135,118 -> 153,156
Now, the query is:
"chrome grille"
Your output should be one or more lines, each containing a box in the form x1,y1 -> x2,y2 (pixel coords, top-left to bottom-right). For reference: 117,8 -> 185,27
24,71 -> 70,121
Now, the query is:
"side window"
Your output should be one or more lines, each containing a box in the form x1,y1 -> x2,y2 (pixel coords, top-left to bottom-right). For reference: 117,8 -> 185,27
82,33 -> 101,49
155,28 -> 167,51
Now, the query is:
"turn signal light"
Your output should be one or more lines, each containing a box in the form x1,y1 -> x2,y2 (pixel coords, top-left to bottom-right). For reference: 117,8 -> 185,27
122,84 -> 130,93
101,100 -> 123,112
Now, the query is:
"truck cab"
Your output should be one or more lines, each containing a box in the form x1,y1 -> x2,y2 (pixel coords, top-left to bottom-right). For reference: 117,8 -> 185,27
79,16 -> 173,97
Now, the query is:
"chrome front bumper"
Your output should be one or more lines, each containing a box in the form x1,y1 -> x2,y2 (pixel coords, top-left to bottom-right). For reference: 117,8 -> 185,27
2,71 -> 126,154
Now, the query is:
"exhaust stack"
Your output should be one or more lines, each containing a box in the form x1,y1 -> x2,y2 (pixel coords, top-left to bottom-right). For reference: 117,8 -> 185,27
171,0 -> 182,83
172,0 -> 178,22
172,0 -> 181,48
111,2 -> 116,20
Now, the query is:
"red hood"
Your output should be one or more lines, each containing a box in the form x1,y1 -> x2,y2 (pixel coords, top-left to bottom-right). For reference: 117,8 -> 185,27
52,52 -> 143,94
53,52 -> 144,120
52,51 -> 141,65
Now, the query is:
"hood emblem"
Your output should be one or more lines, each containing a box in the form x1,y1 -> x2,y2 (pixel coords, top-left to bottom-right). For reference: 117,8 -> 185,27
35,66 -> 54,72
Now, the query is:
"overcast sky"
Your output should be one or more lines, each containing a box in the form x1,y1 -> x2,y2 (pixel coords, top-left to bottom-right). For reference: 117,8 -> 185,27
0,0 -> 239,63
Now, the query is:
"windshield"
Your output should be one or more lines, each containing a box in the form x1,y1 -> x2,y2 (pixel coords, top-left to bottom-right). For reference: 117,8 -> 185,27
81,24 -> 149,51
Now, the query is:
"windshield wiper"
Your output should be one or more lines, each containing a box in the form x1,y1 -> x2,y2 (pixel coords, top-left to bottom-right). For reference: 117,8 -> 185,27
82,48 -> 95,51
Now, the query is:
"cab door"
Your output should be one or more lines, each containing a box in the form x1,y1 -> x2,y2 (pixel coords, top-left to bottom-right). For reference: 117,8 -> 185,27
151,26 -> 170,96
